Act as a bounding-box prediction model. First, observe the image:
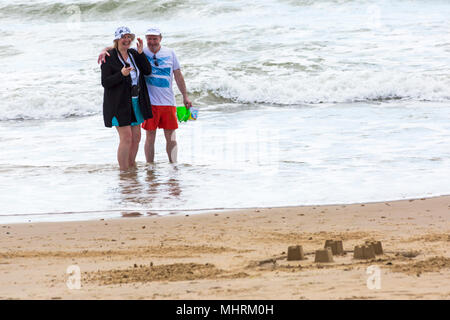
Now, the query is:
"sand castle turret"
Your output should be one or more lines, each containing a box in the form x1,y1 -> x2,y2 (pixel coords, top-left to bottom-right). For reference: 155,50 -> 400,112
287,245 -> 305,261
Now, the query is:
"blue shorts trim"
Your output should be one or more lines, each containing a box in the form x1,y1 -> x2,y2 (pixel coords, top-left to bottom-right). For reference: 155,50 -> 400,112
112,97 -> 143,127
130,96 -> 144,126
112,116 -> 119,126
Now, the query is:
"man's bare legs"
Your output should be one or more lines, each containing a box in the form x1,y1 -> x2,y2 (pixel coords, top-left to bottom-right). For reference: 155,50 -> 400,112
164,129 -> 177,163
144,129 -> 177,163
144,130 -> 157,163
128,125 -> 141,168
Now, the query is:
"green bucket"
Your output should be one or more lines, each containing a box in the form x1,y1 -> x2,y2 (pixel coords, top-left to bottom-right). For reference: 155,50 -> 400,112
176,106 -> 191,122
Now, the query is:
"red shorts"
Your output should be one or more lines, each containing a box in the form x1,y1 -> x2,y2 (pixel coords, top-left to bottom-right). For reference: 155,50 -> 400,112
142,105 -> 178,130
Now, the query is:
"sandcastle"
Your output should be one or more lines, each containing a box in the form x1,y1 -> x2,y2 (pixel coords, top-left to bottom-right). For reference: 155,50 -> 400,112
365,241 -> 383,255
314,247 -> 334,263
282,238 -> 384,262
353,241 -> 383,259
324,240 -> 344,255
353,245 -> 375,259
287,245 -> 305,261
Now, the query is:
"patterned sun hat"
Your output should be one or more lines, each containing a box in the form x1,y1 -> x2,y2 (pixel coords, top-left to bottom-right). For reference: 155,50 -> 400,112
114,26 -> 135,41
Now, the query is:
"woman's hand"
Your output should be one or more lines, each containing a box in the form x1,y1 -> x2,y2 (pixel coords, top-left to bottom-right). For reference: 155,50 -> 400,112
121,66 -> 134,76
136,38 -> 144,54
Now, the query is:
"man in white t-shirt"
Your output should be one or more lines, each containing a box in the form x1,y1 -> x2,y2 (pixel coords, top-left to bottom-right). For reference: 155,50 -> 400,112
141,27 -> 192,164
98,27 -> 192,164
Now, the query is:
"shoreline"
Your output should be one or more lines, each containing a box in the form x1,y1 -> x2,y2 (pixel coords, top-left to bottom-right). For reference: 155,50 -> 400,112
2,193 -> 449,225
0,195 -> 449,299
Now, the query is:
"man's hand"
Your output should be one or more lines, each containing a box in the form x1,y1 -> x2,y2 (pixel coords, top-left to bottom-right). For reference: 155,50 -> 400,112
121,66 -> 134,76
98,50 -> 110,64
97,47 -> 113,64
183,96 -> 193,109
136,38 -> 144,54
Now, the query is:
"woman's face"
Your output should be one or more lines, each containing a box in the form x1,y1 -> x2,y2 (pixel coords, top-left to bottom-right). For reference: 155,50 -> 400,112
118,34 -> 133,49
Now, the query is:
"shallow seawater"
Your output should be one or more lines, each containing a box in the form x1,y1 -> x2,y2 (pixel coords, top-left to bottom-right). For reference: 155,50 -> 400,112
1,100 -> 449,223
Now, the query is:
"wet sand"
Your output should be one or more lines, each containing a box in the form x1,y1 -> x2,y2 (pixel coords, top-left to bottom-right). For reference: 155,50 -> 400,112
0,195 -> 449,300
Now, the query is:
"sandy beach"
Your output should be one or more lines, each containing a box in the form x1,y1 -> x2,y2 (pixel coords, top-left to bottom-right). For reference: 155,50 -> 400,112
0,195 -> 449,300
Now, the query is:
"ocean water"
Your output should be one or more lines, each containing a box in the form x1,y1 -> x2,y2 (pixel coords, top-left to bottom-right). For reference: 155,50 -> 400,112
0,0 -> 449,223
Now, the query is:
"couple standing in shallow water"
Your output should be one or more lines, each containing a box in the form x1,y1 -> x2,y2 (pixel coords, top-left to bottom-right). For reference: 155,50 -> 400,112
99,26 -> 192,171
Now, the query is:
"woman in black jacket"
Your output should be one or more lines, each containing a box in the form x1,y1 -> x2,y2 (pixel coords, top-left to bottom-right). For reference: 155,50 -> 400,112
101,26 -> 152,171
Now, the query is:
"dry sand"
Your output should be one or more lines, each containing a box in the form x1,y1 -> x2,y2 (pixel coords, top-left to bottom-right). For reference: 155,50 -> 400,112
0,195 -> 449,300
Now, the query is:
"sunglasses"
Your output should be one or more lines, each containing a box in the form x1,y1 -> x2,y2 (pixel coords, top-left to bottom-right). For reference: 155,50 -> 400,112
153,55 -> 159,66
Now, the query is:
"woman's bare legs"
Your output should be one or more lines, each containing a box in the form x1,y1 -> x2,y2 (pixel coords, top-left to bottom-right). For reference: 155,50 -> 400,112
115,126 -> 133,171
128,125 -> 141,168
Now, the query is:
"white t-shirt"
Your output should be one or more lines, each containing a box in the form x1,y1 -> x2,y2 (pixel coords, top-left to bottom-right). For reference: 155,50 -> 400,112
143,46 -> 180,106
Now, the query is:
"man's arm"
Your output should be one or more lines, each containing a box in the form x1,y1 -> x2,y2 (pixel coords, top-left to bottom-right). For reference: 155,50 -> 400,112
174,69 -> 192,108
97,46 -> 114,64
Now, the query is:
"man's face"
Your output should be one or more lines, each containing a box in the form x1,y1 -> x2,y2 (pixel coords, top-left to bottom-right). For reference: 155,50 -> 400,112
146,35 -> 162,51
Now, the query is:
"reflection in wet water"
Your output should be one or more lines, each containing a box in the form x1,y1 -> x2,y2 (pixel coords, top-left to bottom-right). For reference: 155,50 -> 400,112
121,211 -> 143,218
167,178 -> 181,197
117,163 -> 183,211
145,165 -> 159,194
118,169 -> 143,203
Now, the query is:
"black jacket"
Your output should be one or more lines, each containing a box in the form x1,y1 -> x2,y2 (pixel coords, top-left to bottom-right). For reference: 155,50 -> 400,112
101,48 -> 152,127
